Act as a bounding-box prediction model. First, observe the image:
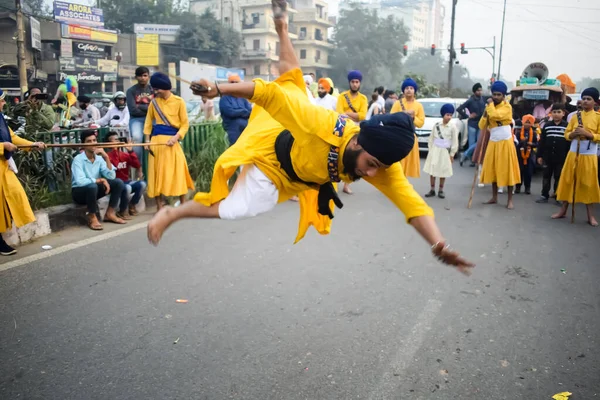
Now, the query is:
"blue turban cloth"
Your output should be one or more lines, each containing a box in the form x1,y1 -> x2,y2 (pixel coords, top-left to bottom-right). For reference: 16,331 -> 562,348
491,81 -> 508,95
0,89 -> 13,160
347,70 -> 362,82
440,103 -> 455,117
581,87 -> 599,102
150,72 -> 172,90
401,78 -> 418,93
358,113 -> 415,165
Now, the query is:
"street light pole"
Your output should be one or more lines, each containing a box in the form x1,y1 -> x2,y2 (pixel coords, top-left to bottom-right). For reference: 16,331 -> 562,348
15,0 -> 28,100
497,0 -> 507,80
447,0 -> 457,94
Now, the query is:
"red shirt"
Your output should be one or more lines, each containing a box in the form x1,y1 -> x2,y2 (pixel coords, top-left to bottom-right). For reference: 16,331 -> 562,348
108,149 -> 141,181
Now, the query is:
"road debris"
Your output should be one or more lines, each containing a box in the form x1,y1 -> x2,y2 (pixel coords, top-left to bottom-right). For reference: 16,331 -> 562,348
176,299 -> 189,303
552,392 -> 572,400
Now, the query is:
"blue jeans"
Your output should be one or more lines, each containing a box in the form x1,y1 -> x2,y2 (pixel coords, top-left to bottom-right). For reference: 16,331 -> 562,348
464,126 -> 480,160
124,180 -> 147,206
129,117 -> 146,161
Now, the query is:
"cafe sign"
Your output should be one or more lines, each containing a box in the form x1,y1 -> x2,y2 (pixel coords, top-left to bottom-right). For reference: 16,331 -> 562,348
73,41 -> 106,58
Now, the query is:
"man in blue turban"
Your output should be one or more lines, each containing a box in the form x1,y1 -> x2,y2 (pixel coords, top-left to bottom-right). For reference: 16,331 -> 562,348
150,72 -> 172,91
335,69 -> 368,194
150,0 -> 475,274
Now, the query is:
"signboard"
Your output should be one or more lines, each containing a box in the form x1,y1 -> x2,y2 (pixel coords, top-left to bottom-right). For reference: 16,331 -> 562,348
216,67 -> 245,81
53,1 -> 104,28
118,64 -> 137,77
0,64 -> 20,89
134,24 -> 180,36
98,59 -> 118,73
58,71 -> 103,83
103,73 -> 117,82
30,17 -> 41,51
136,34 -> 159,66
72,41 -> 106,58
61,24 -> 118,44
60,38 -> 73,57
523,90 -> 550,101
60,57 -> 98,72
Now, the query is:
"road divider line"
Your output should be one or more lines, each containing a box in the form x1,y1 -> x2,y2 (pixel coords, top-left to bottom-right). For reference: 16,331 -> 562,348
368,299 -> 443,400
0,222 -> 147,273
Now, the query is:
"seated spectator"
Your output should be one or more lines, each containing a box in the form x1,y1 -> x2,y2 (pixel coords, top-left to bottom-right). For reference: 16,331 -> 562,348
106,131 -> 147,216
71,130 -> 128,230
94,92 -> 130,128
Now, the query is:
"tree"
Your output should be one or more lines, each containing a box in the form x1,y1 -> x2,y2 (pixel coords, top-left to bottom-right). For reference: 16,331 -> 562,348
101,0 -> 186,33
329,3 -> 409,92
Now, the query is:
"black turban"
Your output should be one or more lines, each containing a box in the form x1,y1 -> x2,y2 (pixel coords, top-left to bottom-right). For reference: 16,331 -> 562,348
77,95 -> 90,103
582,87 -> 599,102
472,83 -> 482,93
150,72 -> 172,91
358,113 -> 415,165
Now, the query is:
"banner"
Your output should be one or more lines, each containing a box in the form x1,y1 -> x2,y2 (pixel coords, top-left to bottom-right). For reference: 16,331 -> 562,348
61,24 -> 118,44
30,17 -> 41,51
104,73 -> 117,82
72,41 -> 106,58
98,59 -> 118,73
60,38 -> 73,57
59,57 -> 98,72
53,1 -> 104,28
134,24 -> 180,36
136,34 -> 159,66
58,71 -> 103,83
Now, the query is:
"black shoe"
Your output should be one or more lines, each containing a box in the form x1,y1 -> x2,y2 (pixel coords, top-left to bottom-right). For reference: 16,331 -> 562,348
515,186 -> 521,194
438,191 -> 445,199
0,241 -> 17,256
459,156 -> 464,167
536,196 -> 549,203
469,162 -> 476,167
525,188 -> 531,195
425,189 -> 436,198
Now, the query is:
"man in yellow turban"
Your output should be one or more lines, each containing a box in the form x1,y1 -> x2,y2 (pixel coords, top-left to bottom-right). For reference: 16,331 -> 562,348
147,0 -> 474,274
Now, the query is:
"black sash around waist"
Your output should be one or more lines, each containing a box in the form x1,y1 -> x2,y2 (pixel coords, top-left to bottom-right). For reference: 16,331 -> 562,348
274,129 -> 343,219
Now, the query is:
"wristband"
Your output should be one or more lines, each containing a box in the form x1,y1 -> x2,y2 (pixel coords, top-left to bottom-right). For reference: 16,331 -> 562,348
215,82 -> 222,97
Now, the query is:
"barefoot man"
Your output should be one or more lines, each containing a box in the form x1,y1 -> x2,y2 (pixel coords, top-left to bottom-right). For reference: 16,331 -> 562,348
147,0 -> 474,274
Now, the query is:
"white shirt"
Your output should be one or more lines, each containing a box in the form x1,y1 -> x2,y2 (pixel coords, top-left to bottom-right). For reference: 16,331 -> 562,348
314,93 -> 337,111
306,87 -> 316,104
95,105 -> 130,127
377,95 -> 385,109
75,104 -> 101,125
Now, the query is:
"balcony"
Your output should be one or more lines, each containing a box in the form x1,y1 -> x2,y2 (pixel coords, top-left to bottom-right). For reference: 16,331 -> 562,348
293,10 -> 334,27
242,19 -> 276,34
241,0 -> 296,12
299,57 -> 331,69
241,48 -> 279,61
293,33 -> 334,48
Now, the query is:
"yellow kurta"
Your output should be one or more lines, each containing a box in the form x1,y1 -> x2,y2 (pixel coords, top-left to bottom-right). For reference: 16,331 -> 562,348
390,98 -> 425,178
479,101 -> 521,187
0,129 -> 35,232
193,68 -> 434,243
143,94 -> 194,198
556,110 -> 600,204
336,90 -> 368,121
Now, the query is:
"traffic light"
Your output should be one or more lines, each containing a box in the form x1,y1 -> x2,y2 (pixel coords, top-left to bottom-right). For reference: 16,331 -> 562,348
460,43 -> 468,54
431,44 -> 436,55
403,45 -> 408,56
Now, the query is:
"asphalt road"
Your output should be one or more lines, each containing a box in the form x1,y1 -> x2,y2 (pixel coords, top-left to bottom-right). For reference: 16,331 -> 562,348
1,162 -> 599,399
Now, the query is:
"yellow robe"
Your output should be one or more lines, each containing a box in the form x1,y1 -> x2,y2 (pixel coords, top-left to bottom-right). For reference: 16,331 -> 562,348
0,129 -> 35,232
143,94 -> 194,198
556,110 -> 600,204
390,98 -> 425,178
336,90 -> 368,122
193,68 -> 434,243
478,101 -> 521,187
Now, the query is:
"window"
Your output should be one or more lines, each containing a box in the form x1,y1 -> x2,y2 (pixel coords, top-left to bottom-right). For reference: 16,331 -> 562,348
252,13 -> 260,24
300,27 -> 307,39
315,50 -> 321,61
275,41 -> 280,56
315,28 -> 322,41
254,65 -> 261,75
316,5 -> 323,18
300,49 -> 306,59
253,39 -> 260,50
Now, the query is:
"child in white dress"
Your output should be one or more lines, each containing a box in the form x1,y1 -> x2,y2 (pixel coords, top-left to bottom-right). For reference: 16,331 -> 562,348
423,103 -> 459,199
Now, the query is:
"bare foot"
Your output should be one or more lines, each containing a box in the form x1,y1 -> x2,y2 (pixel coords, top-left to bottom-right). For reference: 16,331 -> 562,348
483,198 -> 497,205
272,0 -> 287,19
148,206 -> 174,246
588,216 -> 598,227
104,212 -> 126,224
506,201 -> 514,210
551,212 -> 566,219
289,196 -> 299,202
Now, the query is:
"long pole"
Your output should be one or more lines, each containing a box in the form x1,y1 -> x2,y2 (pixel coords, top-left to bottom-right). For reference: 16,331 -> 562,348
492,36 -> 496,78
497,0 -> 507,80
15,0 -> 28,100
447,0 -> 457,94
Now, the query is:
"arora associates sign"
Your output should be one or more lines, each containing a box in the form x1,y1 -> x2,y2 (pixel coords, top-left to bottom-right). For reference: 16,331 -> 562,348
53,1 -> 104,28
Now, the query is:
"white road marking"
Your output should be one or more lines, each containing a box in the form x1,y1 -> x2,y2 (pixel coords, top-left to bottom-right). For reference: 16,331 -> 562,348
0,222 -> 147,273
368,299 -> 443,400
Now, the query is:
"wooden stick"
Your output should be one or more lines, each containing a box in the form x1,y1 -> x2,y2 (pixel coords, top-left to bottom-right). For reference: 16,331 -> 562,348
168,73 -> 210,94
571,137 -> 581,224
16,142 -> 168,149
467,128 -> 487,209
168,73 -> 192,85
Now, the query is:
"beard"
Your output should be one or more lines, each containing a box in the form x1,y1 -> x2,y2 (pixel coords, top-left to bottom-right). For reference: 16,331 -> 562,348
342,146 -> 363,181
318,91 -> 327,98
350,87 -> 360,94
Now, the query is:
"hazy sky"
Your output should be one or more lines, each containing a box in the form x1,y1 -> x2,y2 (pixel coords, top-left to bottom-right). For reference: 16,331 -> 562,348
329,0 -> 600,84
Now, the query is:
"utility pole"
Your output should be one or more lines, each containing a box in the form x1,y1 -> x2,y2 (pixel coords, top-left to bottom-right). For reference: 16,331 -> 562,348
16,0 -> 28,100
497,0 -> 507,80
447,0 -> 457,94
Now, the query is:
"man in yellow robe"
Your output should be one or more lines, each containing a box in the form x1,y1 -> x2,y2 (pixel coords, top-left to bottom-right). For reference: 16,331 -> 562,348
0,90 -> 45,255
478,81 -> 521,210
391,78 -> 425,178
552,87 -> 600,226
143,72 -> 195,211
147,0 -> 474,273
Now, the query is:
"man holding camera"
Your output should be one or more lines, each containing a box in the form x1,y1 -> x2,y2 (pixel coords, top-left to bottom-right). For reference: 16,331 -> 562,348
13,87 -> 55,131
